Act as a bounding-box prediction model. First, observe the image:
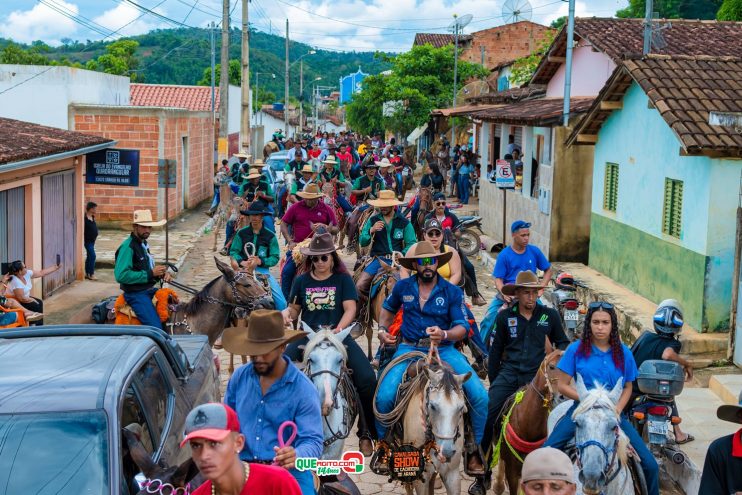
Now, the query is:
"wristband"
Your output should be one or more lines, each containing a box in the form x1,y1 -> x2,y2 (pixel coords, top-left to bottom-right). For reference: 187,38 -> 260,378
443,330 -> 448,341
378,325 -> 389,335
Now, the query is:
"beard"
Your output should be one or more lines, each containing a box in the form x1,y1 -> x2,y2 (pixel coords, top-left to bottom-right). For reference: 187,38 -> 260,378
419,268 -> 436,282
253,359 -> 276,376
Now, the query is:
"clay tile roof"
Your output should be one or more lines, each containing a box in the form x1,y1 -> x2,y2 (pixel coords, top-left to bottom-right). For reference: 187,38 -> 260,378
568,55 -> 742,156
413,33 -> 472,48
471,97 -> 594,126
130,83 -> 219,111
0,117 -> 114,166
531,18 -> 742,85
261,107 -> 299,126
466,86 -> 546,105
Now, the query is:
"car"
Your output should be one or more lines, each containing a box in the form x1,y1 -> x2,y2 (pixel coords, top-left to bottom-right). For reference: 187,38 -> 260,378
0,325 -> 220,495
265,151 -> 290,216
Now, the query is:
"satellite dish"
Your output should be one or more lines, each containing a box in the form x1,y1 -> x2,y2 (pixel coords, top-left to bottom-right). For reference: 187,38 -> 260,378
448,13 -> 473,33
502,0 -> 533,24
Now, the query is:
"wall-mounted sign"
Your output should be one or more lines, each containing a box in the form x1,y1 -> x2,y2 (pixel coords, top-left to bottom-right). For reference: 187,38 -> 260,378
85,149 -> 139,186
158,159 -> 177,188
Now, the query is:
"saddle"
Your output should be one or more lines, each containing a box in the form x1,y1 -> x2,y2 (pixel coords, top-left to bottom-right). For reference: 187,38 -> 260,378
345,206 -> 373,249
112,288 -> 179,325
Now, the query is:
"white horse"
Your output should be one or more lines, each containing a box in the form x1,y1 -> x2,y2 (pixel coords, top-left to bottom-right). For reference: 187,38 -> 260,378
403,363 -> 471,495
301,323 -> 356,461
547,376 -> 635,495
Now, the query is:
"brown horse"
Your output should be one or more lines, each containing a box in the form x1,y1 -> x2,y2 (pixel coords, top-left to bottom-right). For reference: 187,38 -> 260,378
413,186 -> 434,240
493,349 -> 562,495
321,181 -> 347,248
69,258 -> 272,346
354,258 -> 401,359
263,141 -> 279,160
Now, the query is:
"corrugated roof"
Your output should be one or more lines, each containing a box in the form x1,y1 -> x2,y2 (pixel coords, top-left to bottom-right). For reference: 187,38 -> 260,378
531,18 -> 742,85
130,83 -> 219,111
568,55 -> 742,157
0,117 -> 114,166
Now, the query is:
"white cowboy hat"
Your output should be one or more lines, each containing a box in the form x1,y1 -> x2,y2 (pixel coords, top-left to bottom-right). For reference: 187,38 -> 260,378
367,190 -> 403,208
323,156 -> 338,165
374,157 -> 393,168
233,152 -> 251,159
131,209 -> 166,227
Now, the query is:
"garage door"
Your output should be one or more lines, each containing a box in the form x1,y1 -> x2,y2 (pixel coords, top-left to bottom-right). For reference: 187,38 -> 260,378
42,170 -> 76,296
0,186 -> 25,265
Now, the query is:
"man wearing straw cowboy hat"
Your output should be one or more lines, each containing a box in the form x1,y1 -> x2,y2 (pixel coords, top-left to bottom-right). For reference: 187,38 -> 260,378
239,161 -> 276,233
114,209 -> 171,330
231,151 -> 251,185
356,190 -> 416,302
373,240 -> 488,474
222,309 -> 323,494
288,164 -> 316,205
317,155 -> 353,214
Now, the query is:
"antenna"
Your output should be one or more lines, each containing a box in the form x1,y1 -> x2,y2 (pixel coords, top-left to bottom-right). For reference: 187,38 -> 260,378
448,13 -> 473,32
502,0 -> 533,24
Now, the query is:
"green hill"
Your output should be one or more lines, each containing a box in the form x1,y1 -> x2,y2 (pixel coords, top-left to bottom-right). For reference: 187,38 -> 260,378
0,27 -> 392,100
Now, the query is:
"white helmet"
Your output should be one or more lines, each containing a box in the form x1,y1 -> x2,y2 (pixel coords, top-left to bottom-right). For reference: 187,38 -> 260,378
653,299 -> 684,336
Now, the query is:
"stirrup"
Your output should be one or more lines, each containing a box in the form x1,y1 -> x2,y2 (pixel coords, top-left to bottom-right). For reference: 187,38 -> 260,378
369,440 -> 390,476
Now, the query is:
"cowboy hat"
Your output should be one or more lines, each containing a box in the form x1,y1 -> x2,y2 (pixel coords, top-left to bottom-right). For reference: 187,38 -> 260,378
363,161 -> 380,169
131,209 -> 166,227
233,152 -> 251,159
375,158 -> 393,168
501,270 -> 542,296
296,183 -> 325,199
368,190 -> 403,208
242,171 -> 262,180
299,232 -> 337,256
718,389 -> 742,424
398,240 -> 452,271
241,201 -> 269,216
222,309 -> 306,356
323,156 -> 338,165
300,164 -> 314,174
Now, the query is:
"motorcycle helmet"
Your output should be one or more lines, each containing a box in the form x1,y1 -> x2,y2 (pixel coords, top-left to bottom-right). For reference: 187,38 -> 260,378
555,272 -> 574,288
653,299 -> 684,336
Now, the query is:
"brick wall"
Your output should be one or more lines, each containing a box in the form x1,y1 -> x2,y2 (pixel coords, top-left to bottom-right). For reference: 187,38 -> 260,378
461,21 -> 555,70
73,106 -> 214,225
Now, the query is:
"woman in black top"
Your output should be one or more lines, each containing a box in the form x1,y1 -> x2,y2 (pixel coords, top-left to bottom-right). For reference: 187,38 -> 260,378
282,233 -> 377,454
84,201 -> 98,280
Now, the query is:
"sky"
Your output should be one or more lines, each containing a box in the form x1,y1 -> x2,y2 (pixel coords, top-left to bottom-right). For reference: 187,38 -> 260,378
0,0 -> 630,53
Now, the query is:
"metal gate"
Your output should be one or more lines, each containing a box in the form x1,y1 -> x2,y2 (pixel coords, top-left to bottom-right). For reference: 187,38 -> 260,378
0,186 -> 25,264
42,170 -> 76,296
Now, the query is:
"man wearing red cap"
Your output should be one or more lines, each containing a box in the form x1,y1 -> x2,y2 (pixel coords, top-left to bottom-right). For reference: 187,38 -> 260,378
181,403 -> 301,494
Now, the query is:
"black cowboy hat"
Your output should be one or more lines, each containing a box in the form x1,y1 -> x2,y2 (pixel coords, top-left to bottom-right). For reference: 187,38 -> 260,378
241,200 -> 269,216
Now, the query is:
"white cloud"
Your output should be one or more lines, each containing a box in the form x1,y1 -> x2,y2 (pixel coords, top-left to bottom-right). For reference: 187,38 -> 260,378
0,1 -> 79,45
541,1 -> 593,27
92,3 -> 166,38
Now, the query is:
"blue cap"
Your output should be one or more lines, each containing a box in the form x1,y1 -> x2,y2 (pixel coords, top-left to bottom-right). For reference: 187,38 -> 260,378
511,220 -> 531,233
433,192 -> 446,201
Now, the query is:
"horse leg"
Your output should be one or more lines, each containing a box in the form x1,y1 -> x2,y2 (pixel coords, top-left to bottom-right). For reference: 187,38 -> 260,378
505,452 -> 521,495
229,353 -> 235,375
493,457 -> 506,495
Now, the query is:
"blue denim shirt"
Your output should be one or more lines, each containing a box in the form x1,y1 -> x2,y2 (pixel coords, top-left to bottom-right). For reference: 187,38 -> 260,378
383,275 -> 468,342
225,356 -> 324,462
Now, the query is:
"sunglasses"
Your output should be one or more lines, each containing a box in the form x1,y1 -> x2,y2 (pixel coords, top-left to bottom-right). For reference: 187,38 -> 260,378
311,254 -> 330,263
416,257 -> 437,266
426,230 -> 442,237
588,301 -> 614,311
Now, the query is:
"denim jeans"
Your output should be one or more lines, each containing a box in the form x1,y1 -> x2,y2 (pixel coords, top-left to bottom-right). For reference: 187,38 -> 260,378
84,242 -> 96,276
224,219 -> 236,248
123,287 -> 162,330
375,343 -> 488,443
544,402 -> 659,495
280,252 -> 297,301
210,185 -> 220,209
255,267 -> 286,310
336,194 -> 353,213
458,174 -> 470,204
290,468 -> 316,495
262,214 -> 275,233
479,296 -> 505,350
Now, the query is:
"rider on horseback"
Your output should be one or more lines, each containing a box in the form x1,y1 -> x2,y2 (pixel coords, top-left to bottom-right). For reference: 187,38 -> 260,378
374,241 -> 487,474
356,191 -> 416,303
288,164 -> 316,204
317,156 -> 353,214
230,152 -> 250,185
229,202 -> 286,311
350,161 -> 384,210
239,167 -> 276,233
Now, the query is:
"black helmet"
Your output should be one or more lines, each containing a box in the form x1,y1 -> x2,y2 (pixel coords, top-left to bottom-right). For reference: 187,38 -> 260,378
653,299 -> 684,335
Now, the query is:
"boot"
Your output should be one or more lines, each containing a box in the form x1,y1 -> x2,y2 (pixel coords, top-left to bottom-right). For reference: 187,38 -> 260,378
472,293 -> 487,306
356,271 -> 373,321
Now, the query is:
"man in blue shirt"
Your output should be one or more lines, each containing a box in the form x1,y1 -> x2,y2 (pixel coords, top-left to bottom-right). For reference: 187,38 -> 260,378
374,241 -> 488,475
480,220 -> 552,347
223,309 -> 323,495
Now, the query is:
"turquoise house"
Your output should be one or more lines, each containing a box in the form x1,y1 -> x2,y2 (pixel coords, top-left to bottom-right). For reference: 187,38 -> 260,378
568,55 -> 742,332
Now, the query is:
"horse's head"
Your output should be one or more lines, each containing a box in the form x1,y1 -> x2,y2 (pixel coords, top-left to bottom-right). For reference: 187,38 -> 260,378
423,364 -> 471,462
572,375 -> 628,494
321,181 -> 336,204
123,428 -> 200,495
533,349 -> 563,406
302,323 -> 353,416
214,258 -> 271,307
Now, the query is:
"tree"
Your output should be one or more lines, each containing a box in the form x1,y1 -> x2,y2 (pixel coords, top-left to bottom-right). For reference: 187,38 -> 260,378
346,44 -> 487,136
718,0 -> 742,19
509,30 -> 557,87
86,39 -> 140,79
616,0 -> 721,18
197,59 -> 241,86
550,16 -> 567,29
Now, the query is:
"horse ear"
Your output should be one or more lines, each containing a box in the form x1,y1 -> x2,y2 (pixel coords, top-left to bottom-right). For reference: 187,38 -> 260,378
455,371 -> 472,386
334,325 -> 352,343
123,427 -> 158,478
575,373 -> 589,402
301,321 -> 316,336
214,257 -> 235,280
171,458 -> 197,487
608,378 -> 624,405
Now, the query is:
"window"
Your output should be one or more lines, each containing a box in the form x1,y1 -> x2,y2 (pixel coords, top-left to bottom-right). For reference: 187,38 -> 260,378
603,163 -> 619,212
663,178 -> 683,238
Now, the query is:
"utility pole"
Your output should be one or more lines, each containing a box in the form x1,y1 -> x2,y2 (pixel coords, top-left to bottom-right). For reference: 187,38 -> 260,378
562,0 -> 576,126
480,44 -> 485,66
210,21 -> 216,161
219,0 -> 230,160
299,59 -> 303,135
451,15 -> 460,146
643,0 -> 654,54
284,18 -> 290,138
240,0 -> 250,153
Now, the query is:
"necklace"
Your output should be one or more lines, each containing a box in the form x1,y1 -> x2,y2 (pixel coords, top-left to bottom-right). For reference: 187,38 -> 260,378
211,462 -> 250,495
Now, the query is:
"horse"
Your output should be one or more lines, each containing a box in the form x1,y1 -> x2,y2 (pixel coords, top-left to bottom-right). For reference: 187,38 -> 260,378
301,324 -> 357,461
263,140 -> 280,160
413,186 -> 434,240
321,181 -> 347,248
354,257 -> 401,359
492,349 -> 562,495
69,258 -> 272,346
547,376 -> 637,495
344,204 -> 374,257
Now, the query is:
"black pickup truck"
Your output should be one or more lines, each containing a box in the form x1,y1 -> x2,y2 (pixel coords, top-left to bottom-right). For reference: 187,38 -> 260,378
0,325 -> 221,495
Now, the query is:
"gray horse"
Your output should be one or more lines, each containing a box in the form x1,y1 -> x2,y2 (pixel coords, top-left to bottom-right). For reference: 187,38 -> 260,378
547,376 -> 633,495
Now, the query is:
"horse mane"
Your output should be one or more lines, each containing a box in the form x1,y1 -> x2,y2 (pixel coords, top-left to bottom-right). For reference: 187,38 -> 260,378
302,328 -> 348,364
572,383 -> 630,466
426,361 -> 461,399
181,277 -> 221,314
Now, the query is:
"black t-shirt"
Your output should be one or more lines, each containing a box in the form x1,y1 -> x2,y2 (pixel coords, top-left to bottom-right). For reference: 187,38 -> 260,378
630,331 -> 682,368
289,272 -> 357,329
700,432 -> 742,494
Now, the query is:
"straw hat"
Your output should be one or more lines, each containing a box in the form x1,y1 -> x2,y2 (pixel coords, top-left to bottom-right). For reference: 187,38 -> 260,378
242,171 -> 262,180
300,164 -> 314,174
323,155 -> 338,166
375,157 -> 393,168
222,309 -> 306,356
296,183 -> 325,199
299,232 -> 337,256
234,152 -> 251,160
131,209 -> 166,227
501,270 -> 542,296
368,190 -> 403,208
398,241 -> 452,271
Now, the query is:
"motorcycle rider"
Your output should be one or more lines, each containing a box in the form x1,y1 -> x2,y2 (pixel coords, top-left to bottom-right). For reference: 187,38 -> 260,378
630,299 -> 694,444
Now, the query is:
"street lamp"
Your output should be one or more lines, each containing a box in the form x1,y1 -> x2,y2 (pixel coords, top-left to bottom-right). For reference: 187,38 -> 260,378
254,72 -> 275,126
289,50 -> 316,135
310,77 -> 322,133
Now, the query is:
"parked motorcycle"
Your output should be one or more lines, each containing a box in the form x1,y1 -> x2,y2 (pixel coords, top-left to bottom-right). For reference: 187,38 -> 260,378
545,272 -> 586,340
455,215 -> 483,257
630,359 -> 687,465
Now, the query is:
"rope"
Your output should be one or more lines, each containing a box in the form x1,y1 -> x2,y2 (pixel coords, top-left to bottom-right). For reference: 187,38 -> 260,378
373,350 -> 428,428
490,389 -> 526,467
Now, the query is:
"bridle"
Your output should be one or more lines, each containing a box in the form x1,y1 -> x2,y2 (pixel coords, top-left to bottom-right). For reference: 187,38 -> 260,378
421,345 -> 464,448
528,355 -> 559,409
574,406 -> 623,486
